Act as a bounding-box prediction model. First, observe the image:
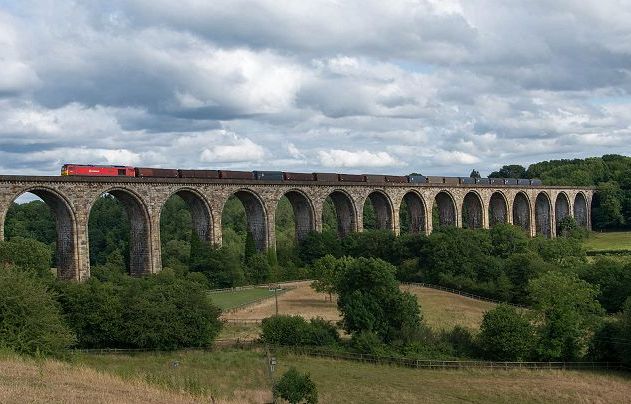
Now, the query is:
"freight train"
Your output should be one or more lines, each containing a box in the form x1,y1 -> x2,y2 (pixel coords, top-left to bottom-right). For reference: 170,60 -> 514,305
60,164 -> 542,186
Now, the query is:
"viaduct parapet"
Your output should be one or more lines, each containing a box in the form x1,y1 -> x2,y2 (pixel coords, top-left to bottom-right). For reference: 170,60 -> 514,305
0,176 -> 594,281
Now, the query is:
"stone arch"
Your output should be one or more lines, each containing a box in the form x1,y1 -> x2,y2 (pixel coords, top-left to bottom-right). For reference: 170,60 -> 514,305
434,191 -> 457,228
364,190 -> 394,231
229,189 -> 268,251
162,188 -> 213,242
4,187 -> 79,280
489,192 -> 508,227
462,191 -> 484,229
573,192 -> 589,227
512,192 -> 531,232
401,190 -> 427,234
535,192 -> 552,237
555,192 -> 570,233
281,189 -> 316,242
325,190 -> 357,237
90,188 -> 152,276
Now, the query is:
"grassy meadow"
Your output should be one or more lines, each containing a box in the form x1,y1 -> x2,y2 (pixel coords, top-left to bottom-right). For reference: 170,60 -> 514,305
49,349 -> 631,404
584,231 -> 631,251
209,287 -> 276,310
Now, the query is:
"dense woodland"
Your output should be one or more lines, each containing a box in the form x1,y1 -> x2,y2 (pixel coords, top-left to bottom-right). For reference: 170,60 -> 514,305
1,154 -> 631,366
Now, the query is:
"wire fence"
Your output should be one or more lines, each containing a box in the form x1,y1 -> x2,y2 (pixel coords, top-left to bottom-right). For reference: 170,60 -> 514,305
277,346 -> 627,372
220,286 -> 294,314
402,282 -> 527,308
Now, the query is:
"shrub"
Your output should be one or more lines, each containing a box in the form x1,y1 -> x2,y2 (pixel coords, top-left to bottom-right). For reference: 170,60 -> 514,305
273,367 -> 318,404
350,331 -> 388,356
261,315 -> 308,346
478,305 -> 535,361
57,274 -> 222,349
0,266 -> 75,356
261,315 -> 338,347
0,238 -> 52,277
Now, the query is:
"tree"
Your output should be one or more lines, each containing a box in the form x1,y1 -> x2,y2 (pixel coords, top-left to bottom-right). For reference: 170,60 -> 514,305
489,224 -> 529,258
244,253 -> 271,284
469,169 -> 481,179
273,367 -> 318,404
0,238 -> 52,277
528,271 -> 604,360
310,255 -> 350,301
0,265 -> 75,356
489,165 -> 527,179
478,305 -> 535,360
335,257 -> 422,343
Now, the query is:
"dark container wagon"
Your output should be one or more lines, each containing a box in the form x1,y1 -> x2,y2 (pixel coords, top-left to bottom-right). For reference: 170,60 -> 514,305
530,179 -> 543,186
254,171 -> 284,181
426,176 -> 444,184
476,178 -> 491,185
178,169 -> 220,179
338,173 -> 366,182
284,172 -> 315,181
490,178 -> 505,185
135,167 -> 180,178
517,178 -> 530,185
219,170 -> 255,180
385,175 -> 409,183
504,178 -> 518,185
408,175 -> 427,184
443,177 -> 460,185
314,173 -> 339,182
459,177 -> 476,184
364,174 -> 385,183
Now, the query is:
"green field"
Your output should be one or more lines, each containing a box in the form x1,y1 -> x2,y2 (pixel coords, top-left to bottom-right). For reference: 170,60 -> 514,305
67,349 -> 631,404
584,232 -> 631,251
209,287 -> 275,310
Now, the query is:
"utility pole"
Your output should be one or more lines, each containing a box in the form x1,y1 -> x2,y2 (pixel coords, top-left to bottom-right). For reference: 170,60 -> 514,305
274,284 -> 279,315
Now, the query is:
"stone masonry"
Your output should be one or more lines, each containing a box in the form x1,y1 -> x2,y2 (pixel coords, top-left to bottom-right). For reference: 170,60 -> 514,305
0,175 -> 594,281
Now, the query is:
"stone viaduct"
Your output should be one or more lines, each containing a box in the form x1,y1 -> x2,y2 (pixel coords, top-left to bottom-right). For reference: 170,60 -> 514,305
0,175 -> 594,281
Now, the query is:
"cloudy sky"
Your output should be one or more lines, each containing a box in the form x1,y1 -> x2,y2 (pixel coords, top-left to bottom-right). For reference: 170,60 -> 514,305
1,0 -> 631,177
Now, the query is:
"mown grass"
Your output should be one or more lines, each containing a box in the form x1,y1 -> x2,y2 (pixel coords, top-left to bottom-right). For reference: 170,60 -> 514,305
71,349 -> 271,403
209,287 -> 276,310
584,231 -> 631,251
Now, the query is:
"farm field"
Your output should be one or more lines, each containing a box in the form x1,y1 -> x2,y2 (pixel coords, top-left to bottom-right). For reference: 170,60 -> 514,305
224,281 -> 496,332
584,231 -> 631,251
209,287 -> 276,310
65,349 -> 631,404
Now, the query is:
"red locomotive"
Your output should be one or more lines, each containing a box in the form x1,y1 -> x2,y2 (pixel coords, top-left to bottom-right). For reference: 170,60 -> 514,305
61,164 -> 135,177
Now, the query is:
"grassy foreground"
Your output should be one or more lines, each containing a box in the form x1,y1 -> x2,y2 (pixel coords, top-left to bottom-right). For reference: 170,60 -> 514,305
584,231 -> 631,251
65,349 -> 631,403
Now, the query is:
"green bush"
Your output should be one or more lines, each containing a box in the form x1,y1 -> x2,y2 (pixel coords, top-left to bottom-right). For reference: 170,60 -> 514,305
350,331 -> 389,356
57,273 -> 222,349
261,315 -> 338,347
478,305 -> 535,361
0,266 -> 75,356
273,367 -> 318,404
0,238 -> 52,277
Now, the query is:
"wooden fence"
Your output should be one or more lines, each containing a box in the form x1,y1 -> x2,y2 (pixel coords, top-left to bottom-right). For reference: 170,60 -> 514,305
277,346 -> 627,372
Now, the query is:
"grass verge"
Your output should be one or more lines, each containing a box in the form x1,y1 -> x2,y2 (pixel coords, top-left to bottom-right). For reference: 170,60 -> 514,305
210,287 -> 276,310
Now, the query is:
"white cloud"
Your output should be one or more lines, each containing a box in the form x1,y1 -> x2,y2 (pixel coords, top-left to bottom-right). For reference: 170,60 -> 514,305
318,149 -> 402,168
200,137 -> 265,163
